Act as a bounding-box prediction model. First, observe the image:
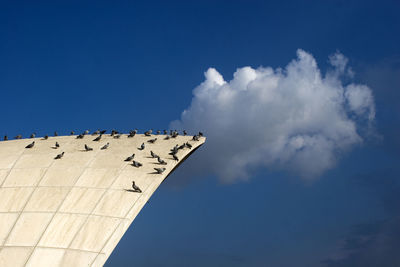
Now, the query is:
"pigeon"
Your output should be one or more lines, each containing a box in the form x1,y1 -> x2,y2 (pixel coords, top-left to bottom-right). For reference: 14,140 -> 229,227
150,151 -> 159,158
132,160 -> 143,167
55,142 -> 60,148
92,130 -> 100,135
147,138 -> 157,144
54,131 -> 58,136
25,141 -> 35,148
93,135 -> 102,141
163,130 -> 167,135
30,133 -> 36,138
54,152 -> 64,159
15,134 -> 22,139
192,135 -> 200,141
113,134 -> 121,139
100,130 -> 107,134
70,131 -> 75,135
84,144 -> 93,151
128,129 -> 137,138
154,167 -> 166,174
156,130 -> 161,135
43,135 -> 49,140
183,130 -> 187,136
199,131 -> 203,136
4,135 -> 8,141
172,154 -> 179,161
185,142 -> 192,149
110,129 -> 118,136
178,144 -> 185,150
138,143 -> 145,150
76,134 -> 84,139
157,157 -> 167,165
124,154 -> 135,161
101,143 -> 109,150
171,131 -> 178,138
144,129 -> 152,136
132,181 -> 142,193
164,136 -> 170,140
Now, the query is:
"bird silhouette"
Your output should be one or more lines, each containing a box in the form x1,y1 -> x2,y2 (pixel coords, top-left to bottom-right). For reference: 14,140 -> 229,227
124,154 -> 135,161
54,152 -> 64,159
101,143 -> 109,150
157,157 -> 167,165
154,167 -> 166,174
132,181 -> 142,193
93,135 -> 102,141
173,154 -> 179,161
25,141 -> 35,148
132,160 -> 143,167
84,144 -> 93,151
55,142 -> 60,148
147,138 -> 157,144
138,143 -> 145,150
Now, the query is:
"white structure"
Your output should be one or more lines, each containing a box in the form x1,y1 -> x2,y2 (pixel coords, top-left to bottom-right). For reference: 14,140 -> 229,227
0,133 -> 205,266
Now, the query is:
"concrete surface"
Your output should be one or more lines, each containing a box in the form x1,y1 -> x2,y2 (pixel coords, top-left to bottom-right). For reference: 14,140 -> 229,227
0,133 -> 205,266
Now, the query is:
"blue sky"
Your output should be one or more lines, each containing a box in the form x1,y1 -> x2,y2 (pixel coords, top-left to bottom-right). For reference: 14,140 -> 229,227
1,1 -> 400,266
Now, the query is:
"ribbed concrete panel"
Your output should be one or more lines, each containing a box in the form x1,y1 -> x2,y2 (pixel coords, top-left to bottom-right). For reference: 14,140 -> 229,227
0,134 -> 205,266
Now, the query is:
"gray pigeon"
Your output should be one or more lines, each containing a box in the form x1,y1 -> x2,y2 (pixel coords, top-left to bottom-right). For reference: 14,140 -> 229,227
25,141 -> 35,148
124,154 -> 135,161
15,134 -> 22,139
113,134 -> 121,139
93,135 -> 102,141
183,130 -> 187,136
147,138 -> 157,144
156,130 -> 161,135
101,143 -> 109,150
150,151 -> 158,158
154,167 -> 166,174
172,154 -> 179,161
84,144 -> 93,151
132,181 -> 142,193
132,160 -> 143,167
54,131 -> 58,136
76,134 -> 84,139
55,142 -> 60,148
54,152 -> 64,159
157,157 -> 167,165
163,130 -> 167,135
43,135 -> 49,140
30,133 -> 36,138
138,143 -> 145,150
164,136 -> 170,140
4,135 -> 8,141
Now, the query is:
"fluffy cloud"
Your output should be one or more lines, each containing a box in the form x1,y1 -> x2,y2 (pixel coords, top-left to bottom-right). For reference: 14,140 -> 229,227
170,49 -> 376,183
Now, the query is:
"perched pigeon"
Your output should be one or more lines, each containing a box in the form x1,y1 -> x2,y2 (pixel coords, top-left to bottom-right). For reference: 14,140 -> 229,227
25,141 -> 35,148
172,154 -> 179,161
199,132 -> 203,136
164,136 -> 170,140
93,135 -> 102,141
101,143 -> 109,150
156,130 -> 161,135
144,129 -> 152,136
113,134 -> 121,139
163,130 -> 168,135
43,135 -> 49,140
54,131 -> 58,136
84,144 -> 93,151
100,130 -> 107,134
157,157 -> 167,165
132,181 -> 142,193
54,152 -> 64,159
92,130 -> 100,135
124,154 -> 135,161
15,134 -> 22,139
192,135 -> 199,141
4,135 -> 8,141
178,144 -> 185,150
76,134 -> 84,139
185,142 -> 192,149
132,160 -> 143,167
138,143 -> 145,150
183,130 -> 187,136
128,129 -> 138,138
150,151 -> 158,158
30,133 -> 36,138
147,138 -> 157,144
154,167 -> 166,174
55,142 -> 60,148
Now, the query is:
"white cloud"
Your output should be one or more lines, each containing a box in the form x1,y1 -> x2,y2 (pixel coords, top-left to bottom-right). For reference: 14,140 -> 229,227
170,49 -> 376,183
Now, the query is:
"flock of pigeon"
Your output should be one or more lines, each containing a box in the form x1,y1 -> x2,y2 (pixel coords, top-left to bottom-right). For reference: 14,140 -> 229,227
5,129 -> 204,194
